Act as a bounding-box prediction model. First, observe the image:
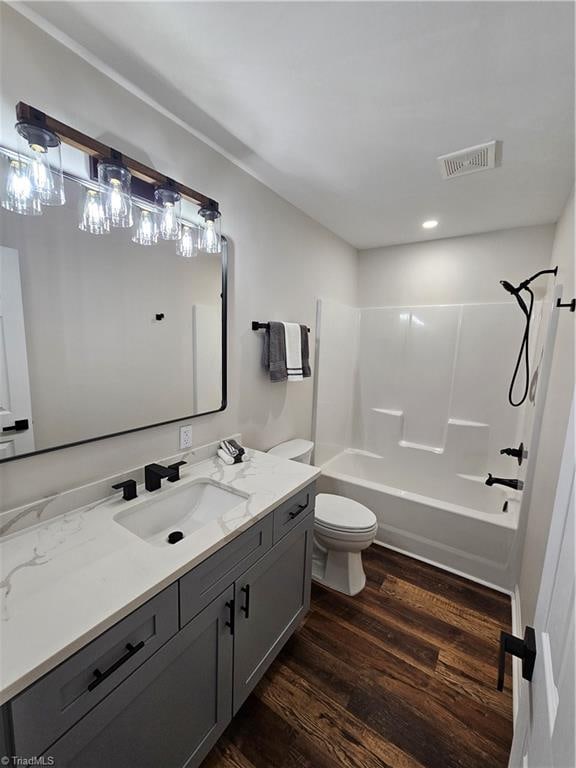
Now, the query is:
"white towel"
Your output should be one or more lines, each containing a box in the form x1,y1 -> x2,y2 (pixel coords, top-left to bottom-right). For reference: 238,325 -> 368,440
217,449 -> 235,465
283,322 -> 304,381
217,448 -> 250,464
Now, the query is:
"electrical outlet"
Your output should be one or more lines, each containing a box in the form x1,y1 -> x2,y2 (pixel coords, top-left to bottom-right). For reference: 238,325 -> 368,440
179,425 -> 193,450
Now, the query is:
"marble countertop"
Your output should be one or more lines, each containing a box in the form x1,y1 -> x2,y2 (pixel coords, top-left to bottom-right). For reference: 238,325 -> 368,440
0,449 -> 319,704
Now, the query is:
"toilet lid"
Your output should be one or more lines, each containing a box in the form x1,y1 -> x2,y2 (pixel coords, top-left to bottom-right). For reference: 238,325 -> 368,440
315,494 -> 377,532
268,439 -> 314,461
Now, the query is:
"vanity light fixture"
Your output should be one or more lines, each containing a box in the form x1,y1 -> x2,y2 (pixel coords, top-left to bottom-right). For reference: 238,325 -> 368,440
98,161 -> 133,228
177,224 -> 199,258
198,201 -> 222,254
1,156 -> 42,215
422,219 -> 439,229
3,103 -> 223,250
132,206 -> 158,245
79,187 -> 109,235
15,120 -> 65,206
155,184 -> 181,240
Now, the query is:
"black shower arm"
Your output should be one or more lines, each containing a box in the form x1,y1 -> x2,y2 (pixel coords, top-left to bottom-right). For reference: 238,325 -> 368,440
501,266 -> 558,298
517,266 -> 558,292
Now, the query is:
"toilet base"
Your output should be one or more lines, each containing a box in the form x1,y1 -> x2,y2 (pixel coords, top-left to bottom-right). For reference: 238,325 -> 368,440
312,547 -> 367,596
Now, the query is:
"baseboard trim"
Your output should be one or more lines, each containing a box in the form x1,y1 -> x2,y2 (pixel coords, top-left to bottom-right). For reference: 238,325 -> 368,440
372,539 -> 513,596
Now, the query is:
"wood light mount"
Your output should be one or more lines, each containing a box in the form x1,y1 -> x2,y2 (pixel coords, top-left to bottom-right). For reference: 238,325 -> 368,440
15,102 -> 220,212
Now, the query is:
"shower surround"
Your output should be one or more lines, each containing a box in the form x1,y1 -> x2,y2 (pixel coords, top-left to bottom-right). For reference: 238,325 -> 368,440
314,298 -> 544,588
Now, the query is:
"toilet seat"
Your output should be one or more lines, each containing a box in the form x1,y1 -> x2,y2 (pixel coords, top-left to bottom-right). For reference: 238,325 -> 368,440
314,520 -> 378,543
315,493 -> 377,533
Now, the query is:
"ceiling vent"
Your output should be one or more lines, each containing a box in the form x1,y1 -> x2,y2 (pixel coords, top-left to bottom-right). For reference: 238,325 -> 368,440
437,140 -> 499,180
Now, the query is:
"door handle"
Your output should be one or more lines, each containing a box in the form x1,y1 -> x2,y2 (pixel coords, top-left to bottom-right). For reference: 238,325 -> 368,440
2,419 -> 29,433
240,585 -> 251,618
497,627 -> 536,691
225,600 -> 235,635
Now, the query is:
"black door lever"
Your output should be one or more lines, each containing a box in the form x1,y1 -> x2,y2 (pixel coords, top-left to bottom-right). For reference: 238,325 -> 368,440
497,627 -> 536,691
2,419 -> 29,433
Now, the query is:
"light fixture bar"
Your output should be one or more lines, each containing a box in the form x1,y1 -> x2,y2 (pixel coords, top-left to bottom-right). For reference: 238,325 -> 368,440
15,102 -> 219,212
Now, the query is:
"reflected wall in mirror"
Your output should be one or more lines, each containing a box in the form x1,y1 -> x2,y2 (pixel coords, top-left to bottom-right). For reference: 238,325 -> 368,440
0,176 -> 226,462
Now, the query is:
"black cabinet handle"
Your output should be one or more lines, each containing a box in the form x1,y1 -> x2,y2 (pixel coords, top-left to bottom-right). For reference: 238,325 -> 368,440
289,499 -> 309,520
225,600 -> 235,635
497,627 -> 536,691
87,641 -> 145,692
240,585 -> 251,618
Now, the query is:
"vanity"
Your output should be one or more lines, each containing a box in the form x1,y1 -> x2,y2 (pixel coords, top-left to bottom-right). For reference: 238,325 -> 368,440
0,451 -> 318,767
0,105 -> 320,767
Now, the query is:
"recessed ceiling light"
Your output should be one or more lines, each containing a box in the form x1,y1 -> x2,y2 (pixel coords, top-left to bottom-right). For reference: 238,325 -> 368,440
422,219 -> 439,229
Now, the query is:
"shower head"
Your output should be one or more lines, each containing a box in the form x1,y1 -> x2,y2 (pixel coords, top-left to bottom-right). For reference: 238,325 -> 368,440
501,267 -> 558,297
500,280 -> 518,295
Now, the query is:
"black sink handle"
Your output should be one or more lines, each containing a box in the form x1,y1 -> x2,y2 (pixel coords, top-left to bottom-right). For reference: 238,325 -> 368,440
167,461 -> 187,482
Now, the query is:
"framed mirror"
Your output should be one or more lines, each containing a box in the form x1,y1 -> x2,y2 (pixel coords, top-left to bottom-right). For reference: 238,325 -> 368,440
0,173 -> 227,463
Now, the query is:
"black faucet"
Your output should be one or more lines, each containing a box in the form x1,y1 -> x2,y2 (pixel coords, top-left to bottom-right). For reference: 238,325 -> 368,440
486,473 -> 524,491
112,479 -> 138,501
145,463 -> 177,492
500,442 -> 527,466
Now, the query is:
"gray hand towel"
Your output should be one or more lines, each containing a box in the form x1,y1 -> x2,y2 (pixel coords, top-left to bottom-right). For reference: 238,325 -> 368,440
300,324 -> 312,378
262,321 -> 287,382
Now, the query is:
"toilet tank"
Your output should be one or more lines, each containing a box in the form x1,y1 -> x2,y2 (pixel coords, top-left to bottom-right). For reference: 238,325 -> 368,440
268,439 -> 314,464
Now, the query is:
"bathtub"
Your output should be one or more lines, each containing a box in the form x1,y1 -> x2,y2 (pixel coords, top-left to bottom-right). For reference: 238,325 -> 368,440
318,449 -> 519,590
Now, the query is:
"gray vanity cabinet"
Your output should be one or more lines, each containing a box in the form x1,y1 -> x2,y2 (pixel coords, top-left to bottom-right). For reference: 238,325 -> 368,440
43,585 -> 234,768
233,513 -> 313,712
2,482 -> 316,768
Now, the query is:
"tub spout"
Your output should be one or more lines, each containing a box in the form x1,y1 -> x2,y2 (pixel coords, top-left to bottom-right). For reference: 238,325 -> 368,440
486,473 -> 524,491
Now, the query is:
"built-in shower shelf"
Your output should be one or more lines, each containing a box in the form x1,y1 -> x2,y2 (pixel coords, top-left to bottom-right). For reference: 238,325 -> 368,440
448,419 -> 489,428
457,473 -> 489,484
399,440 -> 444,454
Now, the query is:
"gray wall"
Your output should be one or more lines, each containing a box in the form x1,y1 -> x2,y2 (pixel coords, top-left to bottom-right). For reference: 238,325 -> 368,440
358,225 -> 555,306
0,7 -> 358,510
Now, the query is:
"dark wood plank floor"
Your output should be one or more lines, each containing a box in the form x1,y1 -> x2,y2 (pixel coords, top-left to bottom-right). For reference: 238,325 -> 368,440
203,545 -> 513,768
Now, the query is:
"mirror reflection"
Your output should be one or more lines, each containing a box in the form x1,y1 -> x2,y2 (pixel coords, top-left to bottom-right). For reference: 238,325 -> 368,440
0,176 -> 224,461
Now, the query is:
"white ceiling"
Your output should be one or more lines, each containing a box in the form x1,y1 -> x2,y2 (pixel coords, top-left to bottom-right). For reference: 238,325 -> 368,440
19,1 -> 575,249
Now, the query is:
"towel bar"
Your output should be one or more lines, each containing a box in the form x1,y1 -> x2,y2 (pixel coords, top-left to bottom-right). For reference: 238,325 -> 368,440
252,321 -> 311,332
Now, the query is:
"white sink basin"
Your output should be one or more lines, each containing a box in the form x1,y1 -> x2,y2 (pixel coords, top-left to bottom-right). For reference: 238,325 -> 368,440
114,480 -> 248,547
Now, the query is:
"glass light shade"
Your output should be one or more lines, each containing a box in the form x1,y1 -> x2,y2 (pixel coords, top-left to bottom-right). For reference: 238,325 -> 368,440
79,187 -> 109,235
16,122 -> 65,206
198,206 -> 222,253
98,162 -> 133,228
132,207 -> 158,246
155,187 -> 181,240
177,224 -> 200,258
1,157 -> 42,216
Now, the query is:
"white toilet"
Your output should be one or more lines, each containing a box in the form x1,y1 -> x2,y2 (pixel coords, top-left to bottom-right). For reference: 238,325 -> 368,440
268,439 -> 378,596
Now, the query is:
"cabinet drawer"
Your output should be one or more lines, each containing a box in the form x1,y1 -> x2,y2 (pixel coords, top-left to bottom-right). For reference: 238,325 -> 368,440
272,483 -> 315,543
11,584 -> 178,758
179,515 -> 273,628
42,587 -> 234,768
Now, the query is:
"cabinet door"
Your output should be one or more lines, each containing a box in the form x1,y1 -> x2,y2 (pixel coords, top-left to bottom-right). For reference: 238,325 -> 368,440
44,586 -> 234,768
233,515 -> 313,712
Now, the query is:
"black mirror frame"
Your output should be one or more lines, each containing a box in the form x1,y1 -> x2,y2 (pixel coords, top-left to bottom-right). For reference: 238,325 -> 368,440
0,237 -> 228,464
